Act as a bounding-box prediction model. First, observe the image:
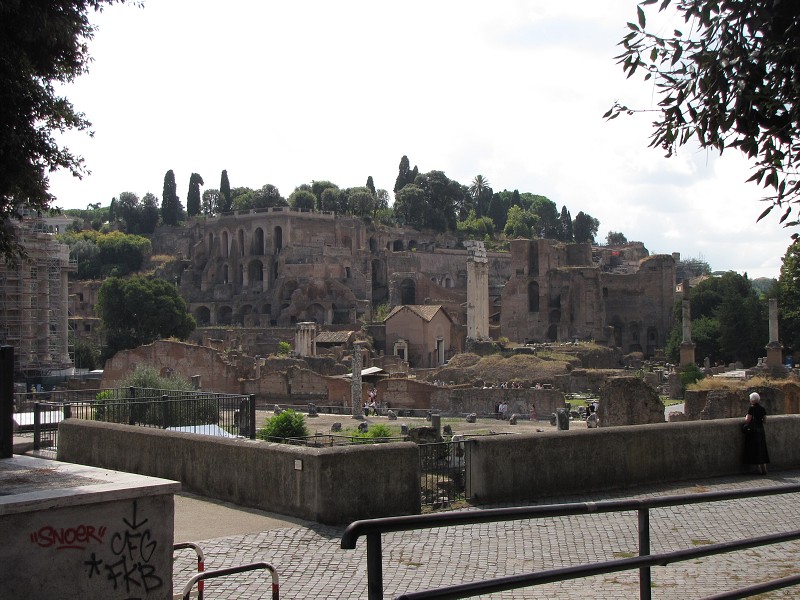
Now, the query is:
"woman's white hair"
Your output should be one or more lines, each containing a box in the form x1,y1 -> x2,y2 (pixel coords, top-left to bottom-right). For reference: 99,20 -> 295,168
749,392 -> 761,403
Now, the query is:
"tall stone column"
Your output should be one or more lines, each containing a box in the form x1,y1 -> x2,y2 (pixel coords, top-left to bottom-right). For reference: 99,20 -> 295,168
351,342 -> 364,419
766,298 -> 783,368
465,240 -> 489,341
679,298 -> 696,366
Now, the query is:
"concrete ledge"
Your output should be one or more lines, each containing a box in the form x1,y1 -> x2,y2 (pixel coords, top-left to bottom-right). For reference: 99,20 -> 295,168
468,416 -> 800,503
57,419 -> 420,524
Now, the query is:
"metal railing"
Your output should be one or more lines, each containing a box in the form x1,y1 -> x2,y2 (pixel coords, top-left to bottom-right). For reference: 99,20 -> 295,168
174,542 -> 206,600
181,562 -> 279,600
341,483 -> 800,600
19,388 -> 257,453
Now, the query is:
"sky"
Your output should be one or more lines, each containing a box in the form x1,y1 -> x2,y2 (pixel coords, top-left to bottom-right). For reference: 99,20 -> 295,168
48,0 -> 792,280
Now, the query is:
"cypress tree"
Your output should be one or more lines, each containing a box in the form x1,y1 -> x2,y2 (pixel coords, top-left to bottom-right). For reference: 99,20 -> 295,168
161,170 -> 180,226
187,173 -> 204,217
219,170 -> 232,213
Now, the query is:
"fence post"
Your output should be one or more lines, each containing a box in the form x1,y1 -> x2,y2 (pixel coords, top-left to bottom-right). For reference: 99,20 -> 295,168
33,401 -> 41,451
0,346 -> 13,458
638,508 -> 652,600
63,402 -> 72,420
249,394 -> 256,440
128,386 -> 136,425
366,532 -> 383,600
163,395 -> 170,429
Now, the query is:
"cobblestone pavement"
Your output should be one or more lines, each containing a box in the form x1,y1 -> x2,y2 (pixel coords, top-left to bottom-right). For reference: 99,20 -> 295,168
173,470 -> 800,599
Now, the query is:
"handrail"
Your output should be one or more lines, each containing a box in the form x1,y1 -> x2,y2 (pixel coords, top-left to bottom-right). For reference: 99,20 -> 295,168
181,562 -> 279,600
341,483 -> 800,600
174,542 -> 205,600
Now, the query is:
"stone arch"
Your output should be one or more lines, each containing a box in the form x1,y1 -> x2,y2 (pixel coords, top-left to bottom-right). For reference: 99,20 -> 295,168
207,232 -> 214,254
400,278 -> 416,305
222,264 -> 229,284
239,304 -> 254,326
647,327 -> 658,357
248,259 -> 264,283
528,281 -> 540,312
221,231 -> 229,258
274,226 -> 283,253
369,237 -> 377,252
408,240 -> 417,251
217,305 -> 233,325
237,263 -> 244,285
443,275 -> 454,289
547,323 -> 558,342
237,229 -> 245,256
253,228 -> 265,255
305,303 -> 326,323
194,306 -> 211,326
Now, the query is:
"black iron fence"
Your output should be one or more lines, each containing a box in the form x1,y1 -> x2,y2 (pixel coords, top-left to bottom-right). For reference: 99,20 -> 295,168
14,387 -> 256,453
341,483 -> 800,600
418,439 -> 472,507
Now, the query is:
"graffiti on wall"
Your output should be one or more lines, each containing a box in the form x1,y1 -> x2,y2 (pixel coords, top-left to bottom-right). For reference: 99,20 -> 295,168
28,500 -> 164,598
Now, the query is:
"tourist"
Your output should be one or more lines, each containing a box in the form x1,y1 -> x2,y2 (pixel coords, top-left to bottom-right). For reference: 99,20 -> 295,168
743,392 -> 769,475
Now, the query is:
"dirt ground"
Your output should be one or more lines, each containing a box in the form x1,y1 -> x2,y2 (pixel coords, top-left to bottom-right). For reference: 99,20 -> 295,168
259,410 -> 568,437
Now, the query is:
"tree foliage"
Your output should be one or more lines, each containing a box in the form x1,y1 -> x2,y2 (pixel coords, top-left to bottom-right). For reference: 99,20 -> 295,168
608,0 -> 800,228
0,0 -> 131,263
60,230 -> 151,279
186,172 -> 204,217
606,231 -> 628,245
288,189 -> 316,210
219,170 -> 232,213
97,275 -> 195,357
665,272 -> 767,365
573,211 -> 599,243
777,240 -> 800,352
161,169 -> 181,225
393,155 -> 418,193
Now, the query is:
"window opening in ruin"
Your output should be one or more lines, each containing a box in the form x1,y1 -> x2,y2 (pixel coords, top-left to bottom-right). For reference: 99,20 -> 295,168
238,229 -> 245,256
346,267 -> 351,278
528,281 -> 540,312
274,226 -> 283,253
222,264 -> 229,284
603,287 -> 609,298
222,231 -> 229,257
393,240 -> 404,251
436,337 -> 444,366
369,237 -> 377,252
400,279 -> 416,305
254,228 -> 264,255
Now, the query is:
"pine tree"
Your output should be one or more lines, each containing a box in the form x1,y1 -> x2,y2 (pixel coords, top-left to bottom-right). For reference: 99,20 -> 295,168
366,176 -> 376,196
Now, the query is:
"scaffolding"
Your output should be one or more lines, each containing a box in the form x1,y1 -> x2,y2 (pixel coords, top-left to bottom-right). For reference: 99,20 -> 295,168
0,211 -> 76,378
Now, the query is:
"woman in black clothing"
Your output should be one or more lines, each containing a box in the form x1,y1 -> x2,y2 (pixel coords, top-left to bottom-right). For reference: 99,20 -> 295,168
744,392 -> 769,475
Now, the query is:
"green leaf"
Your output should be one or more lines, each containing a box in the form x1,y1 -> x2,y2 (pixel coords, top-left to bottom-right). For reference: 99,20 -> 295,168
650,47 -> 659,62
637,5 -> 646,29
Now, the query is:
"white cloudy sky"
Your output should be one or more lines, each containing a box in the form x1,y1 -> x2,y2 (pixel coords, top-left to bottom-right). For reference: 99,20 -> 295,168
48,0 -> 792,279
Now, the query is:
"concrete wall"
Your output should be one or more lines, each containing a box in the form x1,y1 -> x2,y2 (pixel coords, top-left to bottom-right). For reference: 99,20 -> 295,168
57,419 -> 419,525
468,415 -> 800,503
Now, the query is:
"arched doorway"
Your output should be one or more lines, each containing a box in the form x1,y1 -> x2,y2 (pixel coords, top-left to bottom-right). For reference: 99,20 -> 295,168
400,278 -> 416,305
274,226 -> 283,253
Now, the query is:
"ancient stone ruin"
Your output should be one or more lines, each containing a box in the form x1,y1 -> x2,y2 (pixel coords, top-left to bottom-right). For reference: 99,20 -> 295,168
598,376 -> 665,427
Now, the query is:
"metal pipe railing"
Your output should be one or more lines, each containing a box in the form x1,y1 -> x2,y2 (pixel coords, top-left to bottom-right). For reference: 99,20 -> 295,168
174,542 -> 205,600
181,562 -> 278,600
341,483 -> 800,600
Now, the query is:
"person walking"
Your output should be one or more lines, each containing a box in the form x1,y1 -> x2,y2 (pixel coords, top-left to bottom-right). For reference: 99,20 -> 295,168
743,392 -> 769,475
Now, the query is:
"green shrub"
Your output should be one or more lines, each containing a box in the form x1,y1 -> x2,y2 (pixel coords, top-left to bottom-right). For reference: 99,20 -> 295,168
277,341 -> 291,356
258,409 -> 309,441
680,363 -> 705,387
366,423 -> 393,438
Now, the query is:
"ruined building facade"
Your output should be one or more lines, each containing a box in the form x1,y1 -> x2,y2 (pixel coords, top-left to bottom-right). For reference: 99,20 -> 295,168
154,208 -> 676,358
0,211 -> 75,376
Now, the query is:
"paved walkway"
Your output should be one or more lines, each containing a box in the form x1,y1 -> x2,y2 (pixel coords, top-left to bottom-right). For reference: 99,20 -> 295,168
172,469 -> 800,599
